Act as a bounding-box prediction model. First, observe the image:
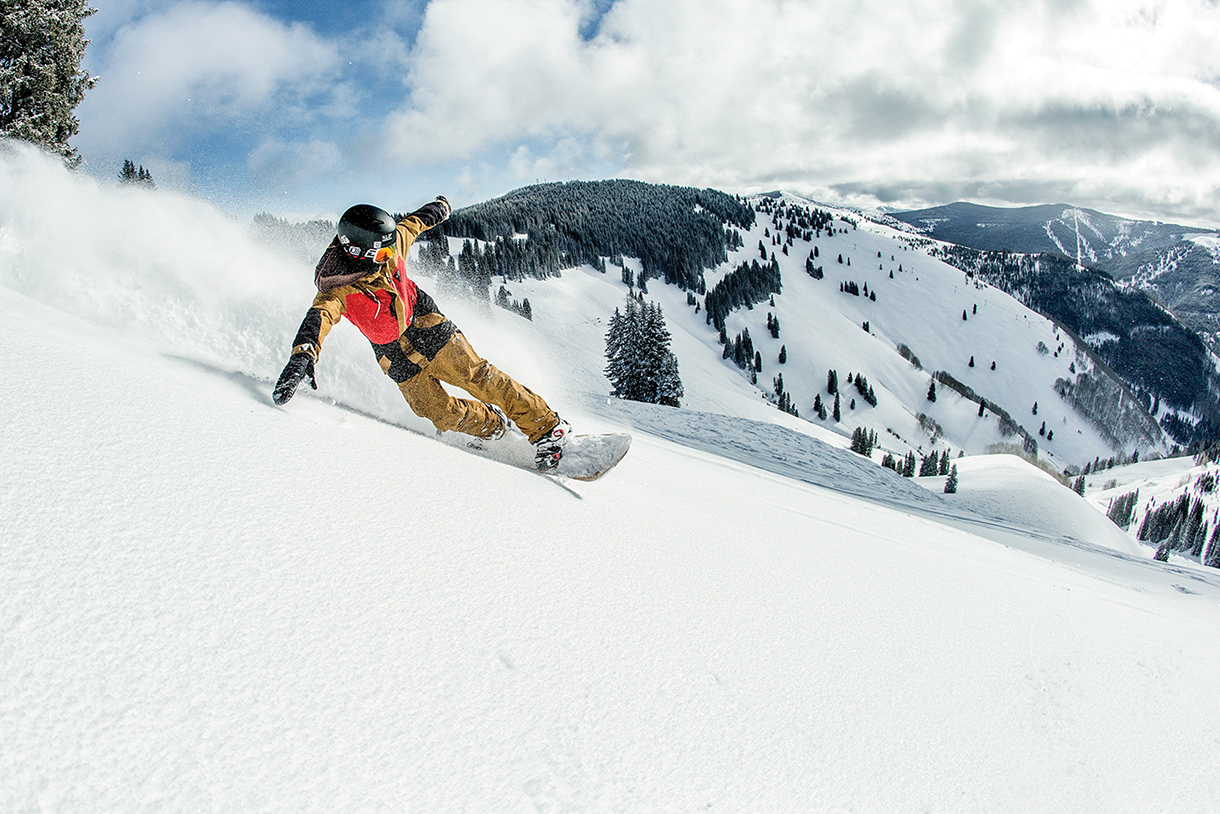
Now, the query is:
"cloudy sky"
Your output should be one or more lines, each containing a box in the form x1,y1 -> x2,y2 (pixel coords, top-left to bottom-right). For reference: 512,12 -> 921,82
74,0 -> 1220,226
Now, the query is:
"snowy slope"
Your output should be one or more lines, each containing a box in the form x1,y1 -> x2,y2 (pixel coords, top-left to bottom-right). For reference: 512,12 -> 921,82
5,144 -> 1220,810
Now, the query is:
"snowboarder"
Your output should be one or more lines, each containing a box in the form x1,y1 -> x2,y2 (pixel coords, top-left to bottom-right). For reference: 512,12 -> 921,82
272,197 -> 571,471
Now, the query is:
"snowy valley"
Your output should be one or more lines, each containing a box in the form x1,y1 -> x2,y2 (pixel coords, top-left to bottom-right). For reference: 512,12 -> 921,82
4,144 -> 1220,810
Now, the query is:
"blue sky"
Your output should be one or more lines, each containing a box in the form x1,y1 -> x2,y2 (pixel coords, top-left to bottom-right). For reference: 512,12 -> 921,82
72,0 -> 1220,227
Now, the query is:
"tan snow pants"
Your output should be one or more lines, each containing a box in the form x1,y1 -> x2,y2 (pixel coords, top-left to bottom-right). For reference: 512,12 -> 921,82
397,332 -> 558,443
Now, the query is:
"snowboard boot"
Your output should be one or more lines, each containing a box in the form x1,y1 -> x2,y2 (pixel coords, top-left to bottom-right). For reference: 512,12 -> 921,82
485,403 -> 510,441
467,403 -> 510,450
533,416 -> 572,471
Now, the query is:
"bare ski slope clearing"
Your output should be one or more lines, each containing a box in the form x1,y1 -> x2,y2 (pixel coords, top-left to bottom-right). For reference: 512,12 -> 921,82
3,145 -> 1220,810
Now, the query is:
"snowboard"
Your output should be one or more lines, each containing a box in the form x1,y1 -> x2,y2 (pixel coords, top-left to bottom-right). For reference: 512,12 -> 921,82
552,432 -> 632,481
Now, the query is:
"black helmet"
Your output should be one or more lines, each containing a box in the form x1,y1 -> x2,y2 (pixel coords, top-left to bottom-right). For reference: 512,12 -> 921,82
337,204 -> 397,261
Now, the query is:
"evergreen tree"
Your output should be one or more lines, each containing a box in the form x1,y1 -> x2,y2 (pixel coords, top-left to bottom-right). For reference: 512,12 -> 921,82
939,449 -> 949,475
0,0 -> 97,166
778,345 -> 786,364
944,465 -> 958,494
1106,489 -> 1139,529
850,426 -> 875,457
604,299 -> 683,407
926,379 -> 937,402
919,453 -> 939,477
655,346 -> 683,407
1073,474 -> 1086,496
813,393 -> 824,419
832,392 -> 841,422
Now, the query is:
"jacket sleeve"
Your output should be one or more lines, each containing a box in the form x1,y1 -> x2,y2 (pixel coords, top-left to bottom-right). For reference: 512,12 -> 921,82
290,291 -> 345,361
396,199 -> 451,251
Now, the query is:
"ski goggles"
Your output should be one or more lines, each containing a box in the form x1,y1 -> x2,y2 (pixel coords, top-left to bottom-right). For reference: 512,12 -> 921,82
340,238 -> 396,263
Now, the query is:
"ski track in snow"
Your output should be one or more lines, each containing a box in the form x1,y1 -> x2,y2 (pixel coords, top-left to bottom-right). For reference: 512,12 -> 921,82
3,147 -> 1220,811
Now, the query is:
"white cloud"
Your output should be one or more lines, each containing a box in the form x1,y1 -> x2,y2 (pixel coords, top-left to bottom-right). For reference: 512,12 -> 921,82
381,0 -> 1220,222
248,139 -> 344,190
78,1 -> 341,152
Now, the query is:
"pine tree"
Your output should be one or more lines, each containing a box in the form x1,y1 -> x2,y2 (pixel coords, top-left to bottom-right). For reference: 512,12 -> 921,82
1073,474 -> 1086,496
778,345 -> 786,364
944,465 -> 958,494
919,453 -> 939,477
832,392 -> 841,422
638,301 -> 682,406
655,347 -> 683,407
849,427 -> 877,457
1,0 -> 97,166
926,379 -> 937,402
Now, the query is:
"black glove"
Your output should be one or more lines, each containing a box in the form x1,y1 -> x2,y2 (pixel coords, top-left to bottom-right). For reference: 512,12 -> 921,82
272,354 -> 316,405
435,195 -> 451,219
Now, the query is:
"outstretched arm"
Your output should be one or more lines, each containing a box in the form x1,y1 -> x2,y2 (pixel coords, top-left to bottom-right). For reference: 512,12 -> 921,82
396,195 -> 452,247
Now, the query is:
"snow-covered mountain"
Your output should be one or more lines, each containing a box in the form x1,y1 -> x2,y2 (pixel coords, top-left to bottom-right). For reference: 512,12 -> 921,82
891,200 -> 1220,362
5,143 -> 1220,809
889,201 -> 1210,263
1108,234 -> 1220,354
442,186 -> 1172,469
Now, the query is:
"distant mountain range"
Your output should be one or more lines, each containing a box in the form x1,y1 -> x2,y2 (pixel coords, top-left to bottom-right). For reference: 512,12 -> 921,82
889,202 -> 1208,260
890,202 -> 1220,354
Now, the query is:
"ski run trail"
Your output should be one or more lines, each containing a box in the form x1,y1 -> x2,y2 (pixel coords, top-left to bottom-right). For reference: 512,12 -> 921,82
3,144 -> 1220,812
